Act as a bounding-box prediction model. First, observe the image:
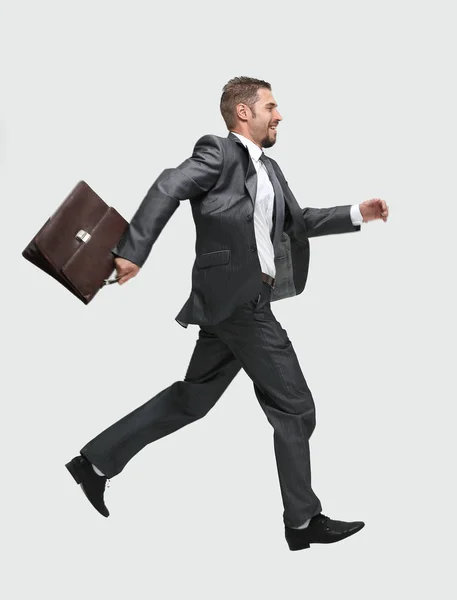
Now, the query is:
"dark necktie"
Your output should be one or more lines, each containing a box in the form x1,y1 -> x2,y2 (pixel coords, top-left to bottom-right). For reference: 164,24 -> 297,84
259,152 -> 285,252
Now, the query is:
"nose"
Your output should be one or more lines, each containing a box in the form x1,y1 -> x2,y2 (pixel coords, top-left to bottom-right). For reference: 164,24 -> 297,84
274,109 -> 283,122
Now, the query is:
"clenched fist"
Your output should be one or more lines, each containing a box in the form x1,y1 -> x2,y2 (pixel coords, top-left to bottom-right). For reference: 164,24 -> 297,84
113,256 -> 141,285
360,198 -> 389,223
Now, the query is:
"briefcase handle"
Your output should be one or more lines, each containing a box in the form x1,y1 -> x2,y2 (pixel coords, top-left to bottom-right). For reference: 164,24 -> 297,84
103,275 -> 123,286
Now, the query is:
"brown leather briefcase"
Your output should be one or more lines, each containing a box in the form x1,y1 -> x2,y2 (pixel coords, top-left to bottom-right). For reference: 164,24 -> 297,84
22,180 -> 129,304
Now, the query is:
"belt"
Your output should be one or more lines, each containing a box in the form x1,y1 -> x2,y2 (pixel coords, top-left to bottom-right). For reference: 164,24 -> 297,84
261,272 -> 275,288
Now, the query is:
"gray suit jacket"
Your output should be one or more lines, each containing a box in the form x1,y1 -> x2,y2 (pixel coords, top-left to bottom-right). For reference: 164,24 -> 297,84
112,132 -> 361,327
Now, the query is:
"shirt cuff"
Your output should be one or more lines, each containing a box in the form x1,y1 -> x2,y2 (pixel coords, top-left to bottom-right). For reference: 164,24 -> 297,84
350,204 -> 363,226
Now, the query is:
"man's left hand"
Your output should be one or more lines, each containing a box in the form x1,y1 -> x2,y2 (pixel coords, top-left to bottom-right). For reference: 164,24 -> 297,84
360,198 -> 389,223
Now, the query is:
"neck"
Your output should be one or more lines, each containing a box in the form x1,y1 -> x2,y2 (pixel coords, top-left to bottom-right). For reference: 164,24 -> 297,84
231,130 -> 262,149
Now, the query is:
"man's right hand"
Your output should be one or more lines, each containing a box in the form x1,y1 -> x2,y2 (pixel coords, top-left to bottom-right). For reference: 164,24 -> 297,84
113,256 -> 141,285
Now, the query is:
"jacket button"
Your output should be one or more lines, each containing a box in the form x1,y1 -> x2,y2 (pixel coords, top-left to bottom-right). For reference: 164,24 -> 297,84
246,214 -> 253,221
250,244 -> 257,252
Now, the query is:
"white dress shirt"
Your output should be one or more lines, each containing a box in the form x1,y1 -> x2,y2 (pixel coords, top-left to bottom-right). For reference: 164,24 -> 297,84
231,132 -> 363,279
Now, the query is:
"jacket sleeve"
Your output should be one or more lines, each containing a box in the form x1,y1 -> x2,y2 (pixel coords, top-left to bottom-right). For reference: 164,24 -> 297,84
301,205 -> 361,237
112,134 -> 223,267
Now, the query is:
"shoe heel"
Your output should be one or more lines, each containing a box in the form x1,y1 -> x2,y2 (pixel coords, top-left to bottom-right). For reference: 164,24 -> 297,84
288,541 -> 310,551
65,458 -> 82,484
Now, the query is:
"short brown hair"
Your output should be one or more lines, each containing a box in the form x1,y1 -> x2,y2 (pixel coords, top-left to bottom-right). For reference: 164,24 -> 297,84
220,76 -> 272,130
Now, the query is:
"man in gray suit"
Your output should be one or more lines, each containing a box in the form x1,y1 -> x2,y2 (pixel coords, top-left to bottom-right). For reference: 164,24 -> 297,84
66,76 -> 389,551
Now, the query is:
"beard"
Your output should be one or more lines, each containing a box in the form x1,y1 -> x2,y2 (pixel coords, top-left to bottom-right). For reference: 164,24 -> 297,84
260,125 -> 277,148
261,135 -> 277,148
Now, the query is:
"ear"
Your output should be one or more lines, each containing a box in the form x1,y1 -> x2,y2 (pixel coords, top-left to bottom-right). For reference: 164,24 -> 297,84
236,103 -> 250,122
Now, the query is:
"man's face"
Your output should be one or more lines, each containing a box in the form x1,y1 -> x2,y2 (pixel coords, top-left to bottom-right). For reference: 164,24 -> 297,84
248,88 -> 283,148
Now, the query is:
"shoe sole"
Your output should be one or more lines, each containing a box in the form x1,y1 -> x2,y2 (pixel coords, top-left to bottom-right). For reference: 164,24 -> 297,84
286,523 -> 365,551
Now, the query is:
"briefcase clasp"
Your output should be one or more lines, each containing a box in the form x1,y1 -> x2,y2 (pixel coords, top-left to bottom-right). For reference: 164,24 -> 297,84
75,229 -> 91,243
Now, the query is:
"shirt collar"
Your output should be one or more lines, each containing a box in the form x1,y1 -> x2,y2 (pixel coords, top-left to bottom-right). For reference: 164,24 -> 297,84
230,132 -> 263,163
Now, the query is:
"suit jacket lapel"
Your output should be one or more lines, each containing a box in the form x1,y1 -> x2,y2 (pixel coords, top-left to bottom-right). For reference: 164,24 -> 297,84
228,132 -> 257,208
270,160 -> 307,239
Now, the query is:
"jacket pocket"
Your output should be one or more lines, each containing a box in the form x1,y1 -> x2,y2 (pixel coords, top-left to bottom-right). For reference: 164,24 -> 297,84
196,249 -> 231,268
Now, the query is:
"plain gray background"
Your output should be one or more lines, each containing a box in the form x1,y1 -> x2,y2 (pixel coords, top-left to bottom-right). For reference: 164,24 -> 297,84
2,0 -> 456,598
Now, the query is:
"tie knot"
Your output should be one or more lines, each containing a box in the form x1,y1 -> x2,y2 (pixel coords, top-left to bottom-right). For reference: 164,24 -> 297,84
259,152 -> 267,162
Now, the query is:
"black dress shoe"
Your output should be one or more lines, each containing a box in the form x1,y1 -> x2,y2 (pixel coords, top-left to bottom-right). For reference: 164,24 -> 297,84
65,455 -> 110,517
285,513 -> 365,551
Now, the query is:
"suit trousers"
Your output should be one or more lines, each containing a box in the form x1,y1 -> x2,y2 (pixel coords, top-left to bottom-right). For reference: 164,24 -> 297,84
80,281 -> 323,527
